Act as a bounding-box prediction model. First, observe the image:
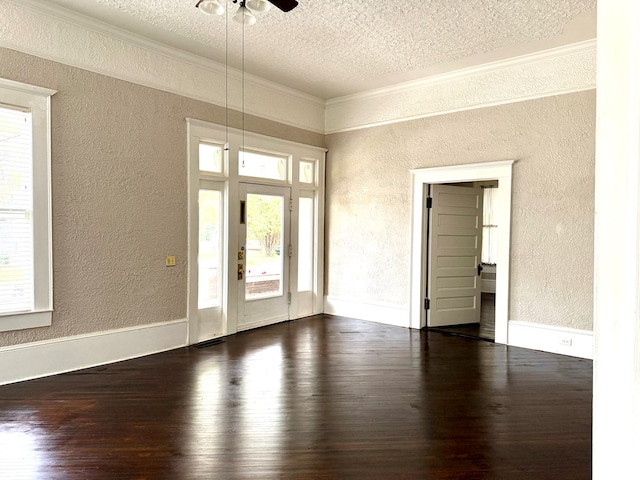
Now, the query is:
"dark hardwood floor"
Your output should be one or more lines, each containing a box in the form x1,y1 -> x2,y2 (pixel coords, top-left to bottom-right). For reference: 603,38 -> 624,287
430,293 -> 496,341
0,315 -> 592,479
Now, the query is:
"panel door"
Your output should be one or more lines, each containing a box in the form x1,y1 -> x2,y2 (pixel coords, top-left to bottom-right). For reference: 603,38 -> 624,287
427,184 -> 483,327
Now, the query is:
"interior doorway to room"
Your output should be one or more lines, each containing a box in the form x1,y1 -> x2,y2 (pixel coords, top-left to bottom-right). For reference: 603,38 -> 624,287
425,182 -> 498,342
409,161 -> 513,345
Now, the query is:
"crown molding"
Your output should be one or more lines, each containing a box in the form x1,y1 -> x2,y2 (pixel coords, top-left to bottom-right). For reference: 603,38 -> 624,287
1,1 -> 597,135
325,39 -> 597,133
0,0 -> 326,133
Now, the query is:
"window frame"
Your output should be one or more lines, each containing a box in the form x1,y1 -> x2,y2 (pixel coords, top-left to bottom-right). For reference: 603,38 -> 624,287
0,78 -> 55,332
186,118 -> 326,340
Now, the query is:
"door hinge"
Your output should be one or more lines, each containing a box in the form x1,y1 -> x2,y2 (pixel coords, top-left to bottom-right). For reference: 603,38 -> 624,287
424,298 -> 430,310
289,199 -> 294,211
287,292 -> 292,304
426,197 -> 433,209
288,244 -> 293,257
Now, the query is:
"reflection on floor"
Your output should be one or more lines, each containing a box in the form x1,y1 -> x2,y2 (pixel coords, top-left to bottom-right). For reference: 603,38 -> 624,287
429,293 -> 496,341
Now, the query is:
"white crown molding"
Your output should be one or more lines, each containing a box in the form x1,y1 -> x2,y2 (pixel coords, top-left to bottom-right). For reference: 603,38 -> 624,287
1,1 -> 596,135
0,0 -> 326,133
325,39 -> 597,133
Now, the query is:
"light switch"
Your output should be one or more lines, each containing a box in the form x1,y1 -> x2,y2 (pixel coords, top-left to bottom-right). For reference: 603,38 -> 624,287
165,255 -> 176,267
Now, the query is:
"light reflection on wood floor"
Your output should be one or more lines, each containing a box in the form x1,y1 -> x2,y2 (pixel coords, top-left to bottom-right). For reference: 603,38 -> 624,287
0,313 -> 591,479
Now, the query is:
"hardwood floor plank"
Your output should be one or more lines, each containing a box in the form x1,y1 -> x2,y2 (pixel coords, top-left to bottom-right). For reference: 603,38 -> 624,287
0,315 -> 591,479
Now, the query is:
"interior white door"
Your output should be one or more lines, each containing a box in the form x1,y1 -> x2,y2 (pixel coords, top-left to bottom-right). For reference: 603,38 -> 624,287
238,183 -> 291,330
427,184 -> 483,327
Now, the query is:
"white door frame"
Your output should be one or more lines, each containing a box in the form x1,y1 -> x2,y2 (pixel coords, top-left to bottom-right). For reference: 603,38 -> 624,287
409,160 -> 515,344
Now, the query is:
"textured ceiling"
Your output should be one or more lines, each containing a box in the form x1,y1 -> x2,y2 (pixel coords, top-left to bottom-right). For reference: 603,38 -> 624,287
40,0 -> 596,99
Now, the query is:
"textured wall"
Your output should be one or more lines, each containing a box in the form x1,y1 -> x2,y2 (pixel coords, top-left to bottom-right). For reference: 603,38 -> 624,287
325,90 -> 595,330
0,47 -> 323,347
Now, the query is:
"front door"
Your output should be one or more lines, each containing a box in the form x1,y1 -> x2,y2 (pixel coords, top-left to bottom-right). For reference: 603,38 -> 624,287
427,184 -> 483,327
237,183 -> 291,330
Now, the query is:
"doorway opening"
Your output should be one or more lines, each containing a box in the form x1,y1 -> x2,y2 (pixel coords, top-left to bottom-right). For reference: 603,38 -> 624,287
424,181 -> 497,341
409,161 -> 514,345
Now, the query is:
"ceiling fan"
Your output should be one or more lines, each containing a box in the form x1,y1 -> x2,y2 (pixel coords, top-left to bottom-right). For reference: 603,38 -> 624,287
259,0 -> 298,12
196,0 -> 299,19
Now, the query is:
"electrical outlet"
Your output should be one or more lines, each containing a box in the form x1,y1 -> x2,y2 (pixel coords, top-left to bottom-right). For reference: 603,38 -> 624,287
165,255 -> 176,267
559,337 -> 572,347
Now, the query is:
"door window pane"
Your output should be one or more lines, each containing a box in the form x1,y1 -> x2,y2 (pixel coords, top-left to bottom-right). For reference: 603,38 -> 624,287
199,190 -> 222,309
246,193 -> 283,299
239,150 -> 287,181
298,197 -> 314,291
199,142 -> 223,173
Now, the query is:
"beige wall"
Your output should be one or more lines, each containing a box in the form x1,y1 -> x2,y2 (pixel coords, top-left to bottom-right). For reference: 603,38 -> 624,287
325,90 -> 595,330
0,47 -> 323,347
0,45 -> 596,346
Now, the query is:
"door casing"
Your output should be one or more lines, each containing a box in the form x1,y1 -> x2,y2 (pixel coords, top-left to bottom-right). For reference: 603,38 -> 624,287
409,160 -> 514,344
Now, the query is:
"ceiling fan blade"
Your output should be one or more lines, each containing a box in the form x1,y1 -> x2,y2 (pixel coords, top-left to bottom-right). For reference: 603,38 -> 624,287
268,0 -> 298,12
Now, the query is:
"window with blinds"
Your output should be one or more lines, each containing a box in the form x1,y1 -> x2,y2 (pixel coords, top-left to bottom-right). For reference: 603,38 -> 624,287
0,79 -> 54,332
0,105 -> 33,314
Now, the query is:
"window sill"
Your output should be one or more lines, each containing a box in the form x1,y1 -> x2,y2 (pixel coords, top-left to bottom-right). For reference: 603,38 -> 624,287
0,310 -> 52,333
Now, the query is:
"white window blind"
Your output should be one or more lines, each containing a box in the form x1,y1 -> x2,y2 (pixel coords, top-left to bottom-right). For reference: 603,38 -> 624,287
482,186 -> 498,265
0,78 -> 54,332
0,105 -> 33,314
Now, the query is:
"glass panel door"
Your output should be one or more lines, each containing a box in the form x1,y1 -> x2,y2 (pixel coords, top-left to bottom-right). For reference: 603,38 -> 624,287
238,183 -> 290,330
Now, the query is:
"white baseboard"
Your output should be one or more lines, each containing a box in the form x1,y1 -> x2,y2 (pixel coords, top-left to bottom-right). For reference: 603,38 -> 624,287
508,321 -> 593,359
324,296 -> 410,328
0,319 -> 188,386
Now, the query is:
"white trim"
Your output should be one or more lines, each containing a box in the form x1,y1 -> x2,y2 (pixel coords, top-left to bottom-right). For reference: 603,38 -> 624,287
324,296 -> 409,328
325,40 -> 596,133
186,119 -> 326,339
409,161 -> 514,344
0,319 -> 188,386
593,1 -> 640,475
1,0 -> 325,133
2,1 -> 596,136
0,78 -> 55,331
0,77 -> 56,97
0,310 -> 51,332
508,321 -> 593,359
186,118 -> 328,154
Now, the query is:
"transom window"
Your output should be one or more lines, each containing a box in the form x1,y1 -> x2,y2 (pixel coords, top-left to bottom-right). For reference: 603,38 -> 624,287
239,149 -> 288,181
199,142 -> 224,174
